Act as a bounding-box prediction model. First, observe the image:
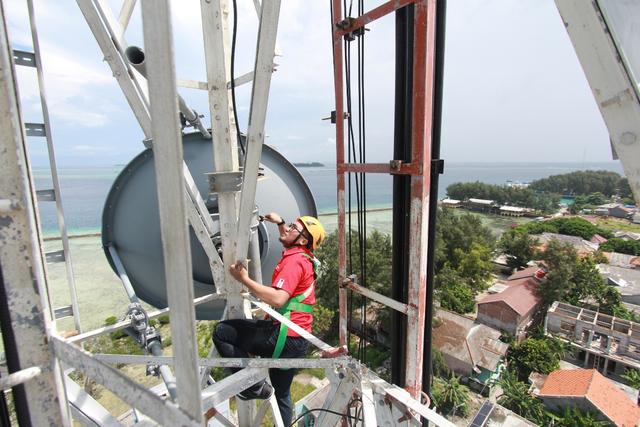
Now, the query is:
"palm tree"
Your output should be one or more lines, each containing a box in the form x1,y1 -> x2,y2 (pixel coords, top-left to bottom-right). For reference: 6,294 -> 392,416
432,374 -> 470,417
498,370 -> 548,425
621,368 -> 640,389
551,406 -> 612,427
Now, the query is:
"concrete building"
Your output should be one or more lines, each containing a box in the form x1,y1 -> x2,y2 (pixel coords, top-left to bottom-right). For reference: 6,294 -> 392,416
499,206 -> 525,217
440,198 -> 461,208
545,302 -> 640,379
598,264 -> 640,306
535,369 -> 640,427
432,309 -> 508,394
477,278 -> 542,340
609,205 -> 635,219
464,198 -> 495,213
533,232 -> 599,256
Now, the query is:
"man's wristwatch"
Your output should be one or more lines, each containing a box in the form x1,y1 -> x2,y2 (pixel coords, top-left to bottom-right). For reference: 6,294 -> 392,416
277,219 -> 286,226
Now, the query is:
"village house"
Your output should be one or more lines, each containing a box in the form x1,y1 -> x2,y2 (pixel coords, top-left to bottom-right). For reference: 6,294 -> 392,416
614,230 -> 640,241
609,204 -> 635,219
463,198 -> 495,213
534,369 -> 640,427
477,266 -> 544,340
545,302 -> 640,379
440,198 -> 461,208
498,206 -> 525,217
598,264 -> 640,307
533,232 -> 599,256
432,309 -> 508,395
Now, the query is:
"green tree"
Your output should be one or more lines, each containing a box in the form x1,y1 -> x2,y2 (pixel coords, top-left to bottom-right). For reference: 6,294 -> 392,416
315,229 -> 393,340
600,238 -> 640,256
550,406 -> 613,427
431,348 -> 451,379
498,370 -> 548,424
539,240 -> 578,306
431,208 -> 496,312
498,230 -> 539,270
431,375 -> 470,417
508,338 -> 561,380
529,170 -> 622,197
621,368 -> 640,389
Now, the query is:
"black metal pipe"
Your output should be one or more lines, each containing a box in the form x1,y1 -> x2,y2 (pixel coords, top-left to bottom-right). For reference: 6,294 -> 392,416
422,0 -> 448,409
0,266 -> 32,426
390,3 -> 414,387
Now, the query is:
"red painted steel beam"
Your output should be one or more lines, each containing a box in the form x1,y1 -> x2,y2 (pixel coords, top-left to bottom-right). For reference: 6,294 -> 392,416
331,0 -> 348,348
335,0 -> 418,37
337,162 -> 420,175
404,0 -> 437,399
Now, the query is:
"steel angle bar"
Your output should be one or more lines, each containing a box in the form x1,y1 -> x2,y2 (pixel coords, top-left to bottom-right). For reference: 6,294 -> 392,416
226,70 -> 256,89
201,367 -> 267,408
331,0 -> 348,349
365,373 -> 454,427
199,339 -> 219,387
118,0 -> 137,36
178,79 -> 208,90
184,191 -> 225,286
141,0 -> 202,418
76,0 -> 151,136
267,395 -> 285,427
94,353 -> 347,369
235,0 -> 281,265
343,280 -> 409,314
66,292 -> 223,344
63,374 -> 120,427
335,0 -> 417,37
201,0 -> 244,315
52,337 -> 200,427
0,3 -> 69,423
315,371 -> 358,426
555,0 -> 640,202
360,378 -> 378,426
253,399 -> 270,427
0,367 -> 42,391
404,0 -> 437,398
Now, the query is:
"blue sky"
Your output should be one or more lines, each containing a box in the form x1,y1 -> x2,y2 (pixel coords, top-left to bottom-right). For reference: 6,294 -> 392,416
5,0 -> 614,167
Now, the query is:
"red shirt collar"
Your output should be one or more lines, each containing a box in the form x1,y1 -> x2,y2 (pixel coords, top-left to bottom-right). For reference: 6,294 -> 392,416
282,246 -> 313,258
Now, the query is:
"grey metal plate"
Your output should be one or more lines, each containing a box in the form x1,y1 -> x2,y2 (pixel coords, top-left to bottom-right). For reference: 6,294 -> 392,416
102,133 -> 317,319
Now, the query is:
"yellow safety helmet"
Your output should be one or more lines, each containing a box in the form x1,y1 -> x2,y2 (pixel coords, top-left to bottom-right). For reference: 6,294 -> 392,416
298,216 -> 326,250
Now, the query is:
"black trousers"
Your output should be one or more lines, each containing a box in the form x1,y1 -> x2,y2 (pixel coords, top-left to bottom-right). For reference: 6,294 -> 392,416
212,319 -> 309,426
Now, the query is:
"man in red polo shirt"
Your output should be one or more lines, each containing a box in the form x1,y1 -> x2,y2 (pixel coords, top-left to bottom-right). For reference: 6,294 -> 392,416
212,212 -> 325,426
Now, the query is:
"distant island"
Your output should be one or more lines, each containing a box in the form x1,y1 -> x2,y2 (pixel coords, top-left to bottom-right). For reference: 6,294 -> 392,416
293,162 -> 324,168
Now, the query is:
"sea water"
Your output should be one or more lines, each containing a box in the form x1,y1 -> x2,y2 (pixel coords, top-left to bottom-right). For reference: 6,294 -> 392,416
34,161 -> 624,236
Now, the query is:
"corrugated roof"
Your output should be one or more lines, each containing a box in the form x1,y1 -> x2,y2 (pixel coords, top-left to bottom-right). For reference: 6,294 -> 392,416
477,278 -> 541,317
538,369 -> 640,427
507,266 -> 544,281
432,310 -> 508,372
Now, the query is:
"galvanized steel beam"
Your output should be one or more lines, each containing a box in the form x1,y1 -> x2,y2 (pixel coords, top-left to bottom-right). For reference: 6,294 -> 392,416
52,337 -> 200,427
140,0 -> 202,419
235,0 -> 281,264
201,0 -> 245,317
0,3 -> 69,423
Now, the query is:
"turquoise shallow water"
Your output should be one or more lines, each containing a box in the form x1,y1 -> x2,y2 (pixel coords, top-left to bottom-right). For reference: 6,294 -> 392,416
35,161 -> 623,235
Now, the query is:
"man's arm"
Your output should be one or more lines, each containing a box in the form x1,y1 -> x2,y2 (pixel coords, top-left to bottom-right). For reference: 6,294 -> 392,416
229,262 -> 289,308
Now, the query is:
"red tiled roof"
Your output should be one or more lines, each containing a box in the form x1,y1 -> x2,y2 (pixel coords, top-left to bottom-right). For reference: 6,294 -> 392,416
477,278 -> 542,317
507,266 -> 544,281
590,234 -> 608,245
539,369 -> 640,427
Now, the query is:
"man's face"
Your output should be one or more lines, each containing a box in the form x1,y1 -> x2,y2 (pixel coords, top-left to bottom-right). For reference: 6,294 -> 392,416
279,220 -> 309,249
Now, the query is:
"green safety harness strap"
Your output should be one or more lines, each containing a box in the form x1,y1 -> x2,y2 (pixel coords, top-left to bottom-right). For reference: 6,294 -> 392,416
271,253 -> 318,358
